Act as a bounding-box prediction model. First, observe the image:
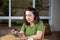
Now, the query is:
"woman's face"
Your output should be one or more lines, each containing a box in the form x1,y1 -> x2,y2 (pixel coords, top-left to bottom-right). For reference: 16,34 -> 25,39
25,11 -> 35,23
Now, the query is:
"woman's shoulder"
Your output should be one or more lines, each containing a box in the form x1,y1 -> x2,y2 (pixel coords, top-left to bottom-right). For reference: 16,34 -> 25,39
22,23 -> 27,27
22,23 -> 25,25
35,20 -> 43,26
38,20 -> 43,24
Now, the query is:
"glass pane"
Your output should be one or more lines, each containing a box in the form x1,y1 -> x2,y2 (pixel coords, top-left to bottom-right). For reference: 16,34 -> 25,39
42,19 -> 49,23
35,0 -> 49,16
11,0 -> 32,16
0,0 -> 9,16
0,19 -> 8,27
11,19 -> 23,27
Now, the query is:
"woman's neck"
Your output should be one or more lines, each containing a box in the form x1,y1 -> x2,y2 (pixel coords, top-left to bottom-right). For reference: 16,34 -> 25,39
30,22 -> 34,27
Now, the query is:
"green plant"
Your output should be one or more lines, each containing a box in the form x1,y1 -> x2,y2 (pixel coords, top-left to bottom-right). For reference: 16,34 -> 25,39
35,0 -> 43,10
11,21 -> 23,26
0,0 -> 9,16
0,20 -> 8,24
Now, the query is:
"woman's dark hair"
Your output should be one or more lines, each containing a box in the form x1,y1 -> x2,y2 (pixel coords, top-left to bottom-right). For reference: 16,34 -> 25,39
24,7 -> 40,25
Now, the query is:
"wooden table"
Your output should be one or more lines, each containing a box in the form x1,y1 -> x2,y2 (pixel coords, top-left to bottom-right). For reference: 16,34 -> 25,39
0,34 -> 41,40
1,34 -> 17,40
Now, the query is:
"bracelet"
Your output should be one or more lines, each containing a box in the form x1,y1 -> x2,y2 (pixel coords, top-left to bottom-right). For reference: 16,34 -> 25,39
27,38 -> 33,40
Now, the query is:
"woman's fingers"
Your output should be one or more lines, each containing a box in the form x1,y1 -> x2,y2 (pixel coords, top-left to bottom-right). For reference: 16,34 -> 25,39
17,37 -> 20,40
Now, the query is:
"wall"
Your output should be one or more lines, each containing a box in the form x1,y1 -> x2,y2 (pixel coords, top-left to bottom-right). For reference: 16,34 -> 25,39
52,0 -> 60,31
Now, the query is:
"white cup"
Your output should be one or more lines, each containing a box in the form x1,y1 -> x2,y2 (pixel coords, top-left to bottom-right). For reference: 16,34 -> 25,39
27,38 -> 33,40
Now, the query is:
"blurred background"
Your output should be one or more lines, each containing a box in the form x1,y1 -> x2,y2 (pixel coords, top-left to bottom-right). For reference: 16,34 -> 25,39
0,0 -> 60,40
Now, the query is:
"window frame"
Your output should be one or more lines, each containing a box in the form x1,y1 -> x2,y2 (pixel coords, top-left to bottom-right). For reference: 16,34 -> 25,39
0,0 -> 51,27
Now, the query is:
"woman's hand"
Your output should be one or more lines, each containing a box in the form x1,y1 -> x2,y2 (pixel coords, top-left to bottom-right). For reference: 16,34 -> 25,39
17,36 -> 27,40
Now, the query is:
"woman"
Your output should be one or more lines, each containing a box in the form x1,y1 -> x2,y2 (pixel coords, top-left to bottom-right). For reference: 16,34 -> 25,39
18,7 -> 44,40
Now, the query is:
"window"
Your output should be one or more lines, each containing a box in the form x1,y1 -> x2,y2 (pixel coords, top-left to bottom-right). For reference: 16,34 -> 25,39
11,0 -> 32,16
0,0 -> 51,27
35,0 -> 49,16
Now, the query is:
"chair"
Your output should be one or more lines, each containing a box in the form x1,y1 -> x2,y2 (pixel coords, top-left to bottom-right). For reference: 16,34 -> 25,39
41,26 -> 46,40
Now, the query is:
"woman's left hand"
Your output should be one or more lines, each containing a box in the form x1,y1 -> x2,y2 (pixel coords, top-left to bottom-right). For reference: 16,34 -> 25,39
17,36 -> 26,40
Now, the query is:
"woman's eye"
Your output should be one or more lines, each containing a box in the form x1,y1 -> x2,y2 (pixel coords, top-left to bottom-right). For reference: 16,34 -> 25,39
28,15 -> 31,17
26,15 -> 31,17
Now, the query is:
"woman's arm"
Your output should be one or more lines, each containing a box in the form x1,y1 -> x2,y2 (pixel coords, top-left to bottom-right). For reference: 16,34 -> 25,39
18,31 -> 42,40
18,29 -> 43,40
19,31 -> 25,37
17,31 -> 26,40
27,31 -> 43,40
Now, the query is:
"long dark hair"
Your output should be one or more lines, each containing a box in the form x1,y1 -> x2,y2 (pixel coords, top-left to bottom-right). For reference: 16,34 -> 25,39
24,7 -> 40,26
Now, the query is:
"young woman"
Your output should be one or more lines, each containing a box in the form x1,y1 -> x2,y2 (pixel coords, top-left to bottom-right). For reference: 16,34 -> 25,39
18,7 -> 44,40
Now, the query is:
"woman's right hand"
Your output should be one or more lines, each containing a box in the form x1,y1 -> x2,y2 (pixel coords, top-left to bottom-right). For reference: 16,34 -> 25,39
17,36 -> 27,40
